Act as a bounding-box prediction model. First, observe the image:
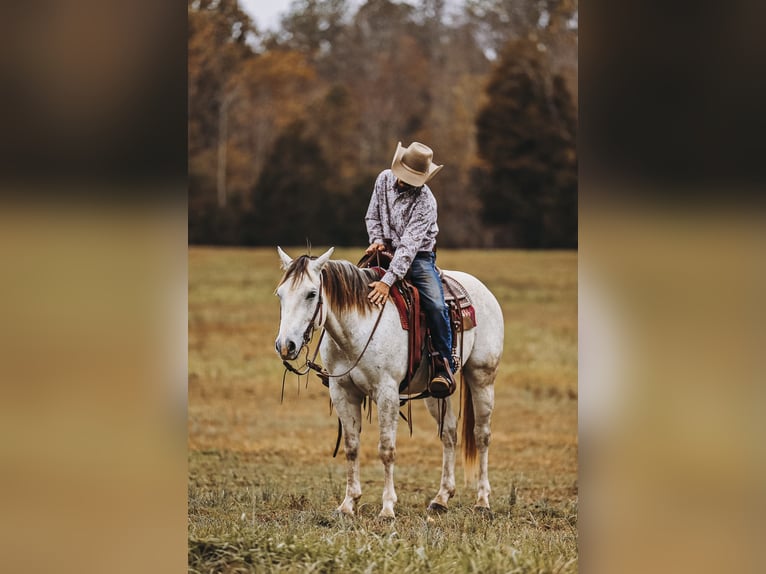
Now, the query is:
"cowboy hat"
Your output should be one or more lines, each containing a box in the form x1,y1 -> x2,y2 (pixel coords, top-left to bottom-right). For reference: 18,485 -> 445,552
391,141 -> 443,187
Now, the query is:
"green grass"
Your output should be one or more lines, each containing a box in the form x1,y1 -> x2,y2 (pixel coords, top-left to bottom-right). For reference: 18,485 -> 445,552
189,247 -> 577,573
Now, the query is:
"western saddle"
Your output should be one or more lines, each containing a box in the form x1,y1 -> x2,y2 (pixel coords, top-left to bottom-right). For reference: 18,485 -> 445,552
357,251 -> 476,399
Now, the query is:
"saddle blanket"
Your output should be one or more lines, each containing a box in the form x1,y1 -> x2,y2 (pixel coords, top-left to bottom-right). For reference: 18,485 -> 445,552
441,274 -> 477,330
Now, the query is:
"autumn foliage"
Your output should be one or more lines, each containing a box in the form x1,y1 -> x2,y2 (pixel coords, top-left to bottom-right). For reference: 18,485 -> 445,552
188,0 -> 578,247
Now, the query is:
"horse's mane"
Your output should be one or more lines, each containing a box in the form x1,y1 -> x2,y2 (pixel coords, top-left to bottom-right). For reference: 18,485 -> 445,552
279,255 -> 378,316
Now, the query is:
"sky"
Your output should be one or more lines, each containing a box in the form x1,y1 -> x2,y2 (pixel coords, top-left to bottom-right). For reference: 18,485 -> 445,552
239,0 -> 293,32
240,0 -> 383,32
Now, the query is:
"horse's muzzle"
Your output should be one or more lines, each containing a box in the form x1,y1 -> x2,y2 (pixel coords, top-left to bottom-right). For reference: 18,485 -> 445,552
275,337 -> 298,360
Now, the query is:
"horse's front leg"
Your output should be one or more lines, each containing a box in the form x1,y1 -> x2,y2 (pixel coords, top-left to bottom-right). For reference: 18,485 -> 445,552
376,381 -> 400,518
330,381 -> 363,516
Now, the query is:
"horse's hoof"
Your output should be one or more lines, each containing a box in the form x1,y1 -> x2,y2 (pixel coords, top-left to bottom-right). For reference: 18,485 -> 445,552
473,505 -> 493,518
332,508 -> 354,519
427,502 -> 448,514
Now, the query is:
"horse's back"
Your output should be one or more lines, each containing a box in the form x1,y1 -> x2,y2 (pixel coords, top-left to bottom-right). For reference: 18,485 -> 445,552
442,270 -> 504,371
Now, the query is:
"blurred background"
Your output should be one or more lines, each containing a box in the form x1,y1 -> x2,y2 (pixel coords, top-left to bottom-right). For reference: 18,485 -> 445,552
188,0 -> 577,248
1,0 -> 764,571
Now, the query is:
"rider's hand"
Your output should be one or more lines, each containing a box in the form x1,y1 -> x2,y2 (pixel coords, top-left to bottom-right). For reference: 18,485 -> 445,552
367,281 -> 390,306
365,242 -> 386,255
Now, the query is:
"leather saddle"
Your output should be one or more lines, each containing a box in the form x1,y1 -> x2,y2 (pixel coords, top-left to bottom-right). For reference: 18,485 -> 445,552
357,251 -> 477,396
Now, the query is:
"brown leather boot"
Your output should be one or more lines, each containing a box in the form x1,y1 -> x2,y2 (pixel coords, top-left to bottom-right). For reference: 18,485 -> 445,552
428,360 -> 456,398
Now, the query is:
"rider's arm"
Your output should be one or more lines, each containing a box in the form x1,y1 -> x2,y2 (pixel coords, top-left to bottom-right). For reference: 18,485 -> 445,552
380,190 -> 437,287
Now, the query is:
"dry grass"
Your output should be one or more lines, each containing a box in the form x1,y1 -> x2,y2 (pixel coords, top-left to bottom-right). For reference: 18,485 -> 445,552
189,247 -> 577,573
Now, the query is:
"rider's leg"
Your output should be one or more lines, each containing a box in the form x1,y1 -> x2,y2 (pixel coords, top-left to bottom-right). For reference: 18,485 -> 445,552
408,252 -> 455,374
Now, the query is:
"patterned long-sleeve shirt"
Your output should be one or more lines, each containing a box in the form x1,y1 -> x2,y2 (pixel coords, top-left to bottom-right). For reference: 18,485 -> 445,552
364,169 -> 439,287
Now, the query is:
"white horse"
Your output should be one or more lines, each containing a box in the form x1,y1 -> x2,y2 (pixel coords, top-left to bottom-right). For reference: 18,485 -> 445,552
274,247 -> 504,518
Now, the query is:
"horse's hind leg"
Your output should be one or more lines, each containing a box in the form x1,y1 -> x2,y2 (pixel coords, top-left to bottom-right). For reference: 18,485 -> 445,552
466,366 -> 496,510
330,383 -> 363,516
424,396 -> 457,512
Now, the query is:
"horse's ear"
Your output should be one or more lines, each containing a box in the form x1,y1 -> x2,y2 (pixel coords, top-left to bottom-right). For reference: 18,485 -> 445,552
277,246 -> 293,270
312,247 -> 335,271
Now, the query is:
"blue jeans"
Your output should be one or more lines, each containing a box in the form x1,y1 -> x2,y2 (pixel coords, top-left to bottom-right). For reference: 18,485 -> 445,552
408,252 -> 455,372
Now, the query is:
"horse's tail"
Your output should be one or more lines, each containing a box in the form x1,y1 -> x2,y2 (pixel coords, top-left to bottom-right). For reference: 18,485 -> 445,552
461,381 -> 478,484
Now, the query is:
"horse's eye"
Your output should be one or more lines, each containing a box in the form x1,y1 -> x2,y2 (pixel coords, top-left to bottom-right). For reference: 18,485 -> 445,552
306,291 -> 317,300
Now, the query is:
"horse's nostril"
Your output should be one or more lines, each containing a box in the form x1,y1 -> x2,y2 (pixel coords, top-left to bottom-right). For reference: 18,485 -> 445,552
275,339 -> 281,354
287,340 -> 296,354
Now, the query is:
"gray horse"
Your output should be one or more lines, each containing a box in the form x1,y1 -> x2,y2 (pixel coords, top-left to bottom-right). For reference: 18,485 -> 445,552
275,247 -> 504,518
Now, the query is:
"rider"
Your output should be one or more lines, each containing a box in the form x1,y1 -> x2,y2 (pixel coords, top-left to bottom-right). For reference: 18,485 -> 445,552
364,141 -> 456,398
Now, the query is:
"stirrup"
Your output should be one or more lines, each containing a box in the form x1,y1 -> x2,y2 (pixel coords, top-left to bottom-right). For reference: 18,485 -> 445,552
428,368 -> 456,399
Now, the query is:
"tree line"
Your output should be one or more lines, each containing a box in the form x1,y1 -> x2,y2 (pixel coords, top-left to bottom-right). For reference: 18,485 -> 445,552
189,0 -> 577,248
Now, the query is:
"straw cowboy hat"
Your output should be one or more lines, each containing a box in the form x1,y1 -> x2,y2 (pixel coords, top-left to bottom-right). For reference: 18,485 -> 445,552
391,141 -> 443,187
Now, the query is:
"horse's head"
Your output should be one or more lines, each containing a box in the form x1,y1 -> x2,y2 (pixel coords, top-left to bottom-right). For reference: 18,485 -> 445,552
274,246 -> 334,360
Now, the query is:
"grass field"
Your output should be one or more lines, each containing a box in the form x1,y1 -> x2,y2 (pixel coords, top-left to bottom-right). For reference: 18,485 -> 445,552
189,247 -> 578,573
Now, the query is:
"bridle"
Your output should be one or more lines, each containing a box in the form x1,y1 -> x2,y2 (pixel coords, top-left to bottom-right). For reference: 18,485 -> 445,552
300,273 -> 324,348
281,269 -> 385,395
281,273 -> 324,377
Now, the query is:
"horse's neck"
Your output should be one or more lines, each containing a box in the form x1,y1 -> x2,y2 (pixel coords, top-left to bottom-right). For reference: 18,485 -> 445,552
323,306 -> 378,354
